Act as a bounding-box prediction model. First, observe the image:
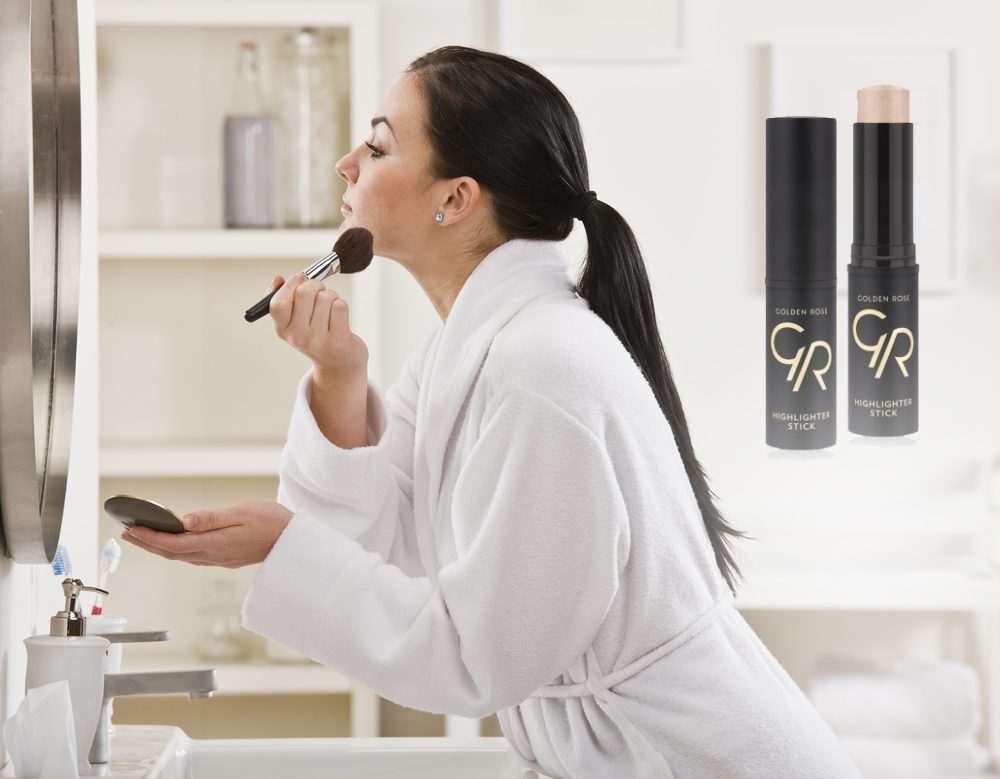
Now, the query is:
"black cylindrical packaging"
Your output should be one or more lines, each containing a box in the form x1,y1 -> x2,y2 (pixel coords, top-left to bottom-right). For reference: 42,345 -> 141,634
765,117 -> 837,450
848,122 -> 919,436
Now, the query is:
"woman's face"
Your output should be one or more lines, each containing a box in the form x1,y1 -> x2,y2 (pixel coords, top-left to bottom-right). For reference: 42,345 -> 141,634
335,73 -> 439,261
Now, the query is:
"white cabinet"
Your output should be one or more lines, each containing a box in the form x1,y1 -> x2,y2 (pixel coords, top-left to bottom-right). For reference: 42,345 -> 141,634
95,0 -> 383,738
733,490 -> 1000,775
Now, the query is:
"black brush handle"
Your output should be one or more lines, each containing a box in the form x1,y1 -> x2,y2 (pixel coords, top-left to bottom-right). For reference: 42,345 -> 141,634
245,285 -> 281,322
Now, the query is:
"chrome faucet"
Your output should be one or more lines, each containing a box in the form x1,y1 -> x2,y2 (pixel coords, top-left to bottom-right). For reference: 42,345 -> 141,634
87,630 -> 218,764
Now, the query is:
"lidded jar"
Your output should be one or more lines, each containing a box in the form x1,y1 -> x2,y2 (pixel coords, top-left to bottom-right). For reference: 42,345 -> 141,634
276,27 -> 347,227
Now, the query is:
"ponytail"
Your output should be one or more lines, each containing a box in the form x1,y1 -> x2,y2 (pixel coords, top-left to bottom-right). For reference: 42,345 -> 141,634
576,198 -> 750,594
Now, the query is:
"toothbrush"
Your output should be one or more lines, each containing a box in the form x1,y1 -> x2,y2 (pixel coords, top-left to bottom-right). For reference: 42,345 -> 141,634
90,538 -> 122,616
51,543 -> 72,577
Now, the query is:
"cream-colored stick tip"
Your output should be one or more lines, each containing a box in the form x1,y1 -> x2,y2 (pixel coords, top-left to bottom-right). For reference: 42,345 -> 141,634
857,85 -> 909,123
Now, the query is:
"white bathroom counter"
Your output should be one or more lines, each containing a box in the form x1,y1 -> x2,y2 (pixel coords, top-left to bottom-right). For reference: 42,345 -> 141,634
1,725 -> 524,778
0,725 -> 178,777
0,725 -> 182,777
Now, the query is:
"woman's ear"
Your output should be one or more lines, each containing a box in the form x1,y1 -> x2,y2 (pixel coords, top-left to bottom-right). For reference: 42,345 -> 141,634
437,176 -> 482,225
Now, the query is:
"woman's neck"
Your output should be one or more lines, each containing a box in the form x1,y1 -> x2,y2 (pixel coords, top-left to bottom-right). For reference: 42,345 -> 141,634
410,235 -> 507,322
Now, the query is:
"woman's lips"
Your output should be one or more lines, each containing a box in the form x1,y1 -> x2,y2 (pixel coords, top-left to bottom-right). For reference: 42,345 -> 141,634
341,203 -> 353,214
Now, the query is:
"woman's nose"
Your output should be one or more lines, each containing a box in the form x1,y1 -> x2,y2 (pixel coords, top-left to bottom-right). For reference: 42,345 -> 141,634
335,147 -> 360,183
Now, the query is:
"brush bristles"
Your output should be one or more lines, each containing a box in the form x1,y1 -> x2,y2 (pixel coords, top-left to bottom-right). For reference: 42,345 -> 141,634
332,227 -> 374,273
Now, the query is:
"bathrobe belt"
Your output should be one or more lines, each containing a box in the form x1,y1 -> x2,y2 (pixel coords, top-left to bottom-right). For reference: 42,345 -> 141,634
531,591 -> 736,701
520,592 -> 737,776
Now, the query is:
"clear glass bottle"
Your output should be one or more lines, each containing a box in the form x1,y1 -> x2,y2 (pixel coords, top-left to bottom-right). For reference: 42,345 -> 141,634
276,28 -> 345,227
224,40 -> 278,228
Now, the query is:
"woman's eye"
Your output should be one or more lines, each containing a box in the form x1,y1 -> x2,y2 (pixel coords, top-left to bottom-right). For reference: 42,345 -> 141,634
364,141 -> 384,159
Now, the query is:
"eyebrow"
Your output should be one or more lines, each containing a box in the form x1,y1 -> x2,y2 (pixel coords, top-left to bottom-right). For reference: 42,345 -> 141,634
371,116 -> 395,137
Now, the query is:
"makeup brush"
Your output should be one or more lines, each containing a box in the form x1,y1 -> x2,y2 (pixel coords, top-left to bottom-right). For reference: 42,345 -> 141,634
244,226 -> 375,322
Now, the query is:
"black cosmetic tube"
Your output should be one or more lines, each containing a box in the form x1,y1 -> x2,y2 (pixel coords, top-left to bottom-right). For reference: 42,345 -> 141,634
765,117 -> 837,450
848,121 -> 919,436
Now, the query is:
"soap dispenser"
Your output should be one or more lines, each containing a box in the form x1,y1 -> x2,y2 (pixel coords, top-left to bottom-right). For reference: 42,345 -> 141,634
25,578 -> 111,767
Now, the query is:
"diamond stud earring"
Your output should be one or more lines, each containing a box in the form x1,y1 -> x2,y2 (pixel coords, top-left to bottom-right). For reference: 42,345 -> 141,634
435,212 -> 443,222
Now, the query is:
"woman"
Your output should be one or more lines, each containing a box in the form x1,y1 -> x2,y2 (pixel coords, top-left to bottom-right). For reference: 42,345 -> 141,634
122,46 -> 861,778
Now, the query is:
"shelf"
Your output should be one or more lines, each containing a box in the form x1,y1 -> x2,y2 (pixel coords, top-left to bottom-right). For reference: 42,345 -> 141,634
101,445 -> 283,477
120,654 -> 354,696
735,559 -> 1000,612
99,229 -> 345,261
95,0 -> 378,29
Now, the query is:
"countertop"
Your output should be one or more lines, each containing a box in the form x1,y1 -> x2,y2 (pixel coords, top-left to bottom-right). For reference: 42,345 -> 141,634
1,725 -> 181,777
1,725 -> 535,778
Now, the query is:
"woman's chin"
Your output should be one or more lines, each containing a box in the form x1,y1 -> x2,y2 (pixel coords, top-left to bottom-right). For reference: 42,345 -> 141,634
341,214 -> 380,250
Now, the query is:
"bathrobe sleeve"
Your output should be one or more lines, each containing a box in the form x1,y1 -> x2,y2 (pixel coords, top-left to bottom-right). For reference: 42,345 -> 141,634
243,385 -> 631,718
275,335 -> 430,576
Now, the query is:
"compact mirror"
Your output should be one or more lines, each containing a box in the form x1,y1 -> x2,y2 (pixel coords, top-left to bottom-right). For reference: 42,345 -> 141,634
104,495 -> 186,534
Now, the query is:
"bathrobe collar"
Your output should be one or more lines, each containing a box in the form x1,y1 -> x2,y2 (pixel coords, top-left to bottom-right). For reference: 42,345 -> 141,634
416,238 -> 578,550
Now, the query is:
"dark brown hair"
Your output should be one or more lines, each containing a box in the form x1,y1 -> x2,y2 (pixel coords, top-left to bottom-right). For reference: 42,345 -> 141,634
407,46 -> 749,593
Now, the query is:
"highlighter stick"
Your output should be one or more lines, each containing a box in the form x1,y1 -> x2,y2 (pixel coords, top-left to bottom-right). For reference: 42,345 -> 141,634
847,85 -> 919,437
765,117 -> 837,450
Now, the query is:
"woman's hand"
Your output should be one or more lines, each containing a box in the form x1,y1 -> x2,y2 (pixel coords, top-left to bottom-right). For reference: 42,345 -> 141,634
119,501 -> 294,568
266,273 -> 369,383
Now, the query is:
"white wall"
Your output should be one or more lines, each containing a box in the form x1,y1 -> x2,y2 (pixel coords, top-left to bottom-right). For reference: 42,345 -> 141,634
373,0 -> 1000,539
374,0 -> 1000,506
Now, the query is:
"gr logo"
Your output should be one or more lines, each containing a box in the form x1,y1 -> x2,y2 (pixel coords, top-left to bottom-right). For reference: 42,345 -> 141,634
852,308 -> 914,379
770,322 -> 832,392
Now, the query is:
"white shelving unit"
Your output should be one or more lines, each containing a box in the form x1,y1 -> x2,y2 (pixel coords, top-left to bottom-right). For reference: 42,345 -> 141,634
735,561 -> 1000,612
99,229 -> 345,260
101,444 -> 284,477
95,0 -> 386,739
734,492 -> 1000,777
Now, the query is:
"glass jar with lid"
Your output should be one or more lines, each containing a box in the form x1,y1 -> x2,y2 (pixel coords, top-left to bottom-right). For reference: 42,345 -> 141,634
276,27 -> 347,228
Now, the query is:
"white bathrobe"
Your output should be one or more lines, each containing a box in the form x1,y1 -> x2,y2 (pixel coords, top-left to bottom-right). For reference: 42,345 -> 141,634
242,238 -> 862,778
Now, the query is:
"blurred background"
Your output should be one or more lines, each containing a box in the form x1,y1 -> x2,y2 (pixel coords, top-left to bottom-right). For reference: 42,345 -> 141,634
2,0 -> 999,776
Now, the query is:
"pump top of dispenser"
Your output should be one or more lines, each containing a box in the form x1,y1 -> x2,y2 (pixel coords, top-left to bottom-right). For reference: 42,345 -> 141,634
50,578 -> 109,637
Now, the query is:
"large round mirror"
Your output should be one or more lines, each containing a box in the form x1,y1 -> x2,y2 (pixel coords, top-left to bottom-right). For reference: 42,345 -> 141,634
0,0 -> 81,563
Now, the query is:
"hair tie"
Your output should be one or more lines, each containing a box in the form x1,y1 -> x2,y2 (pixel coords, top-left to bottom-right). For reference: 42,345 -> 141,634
573,190 -> 598,220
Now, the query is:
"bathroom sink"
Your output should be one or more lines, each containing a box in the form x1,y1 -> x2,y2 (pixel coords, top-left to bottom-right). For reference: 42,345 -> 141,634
61,725 -> 522,778
153,735 -> 520,779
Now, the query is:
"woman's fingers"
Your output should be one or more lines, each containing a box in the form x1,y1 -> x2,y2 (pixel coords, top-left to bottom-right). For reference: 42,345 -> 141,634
290,278 -> 325,332
271,271 -> 341,345
124,525 -> 207,554
120,528 -> 207,563
269,272 -> 308,331
182,505 -> 244,533
315,289 -> 336,332
120,501 -> 294,569
328,295 -> 350,335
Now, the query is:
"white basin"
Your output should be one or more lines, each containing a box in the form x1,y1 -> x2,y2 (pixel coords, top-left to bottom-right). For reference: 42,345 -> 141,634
0,725 -> 528,778
72,726 -> 522,778
154,735 -> 520,779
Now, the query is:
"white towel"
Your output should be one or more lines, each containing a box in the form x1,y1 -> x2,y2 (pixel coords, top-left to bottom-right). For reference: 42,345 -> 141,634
808,654 -> 982,739
839,734 -> 991,778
